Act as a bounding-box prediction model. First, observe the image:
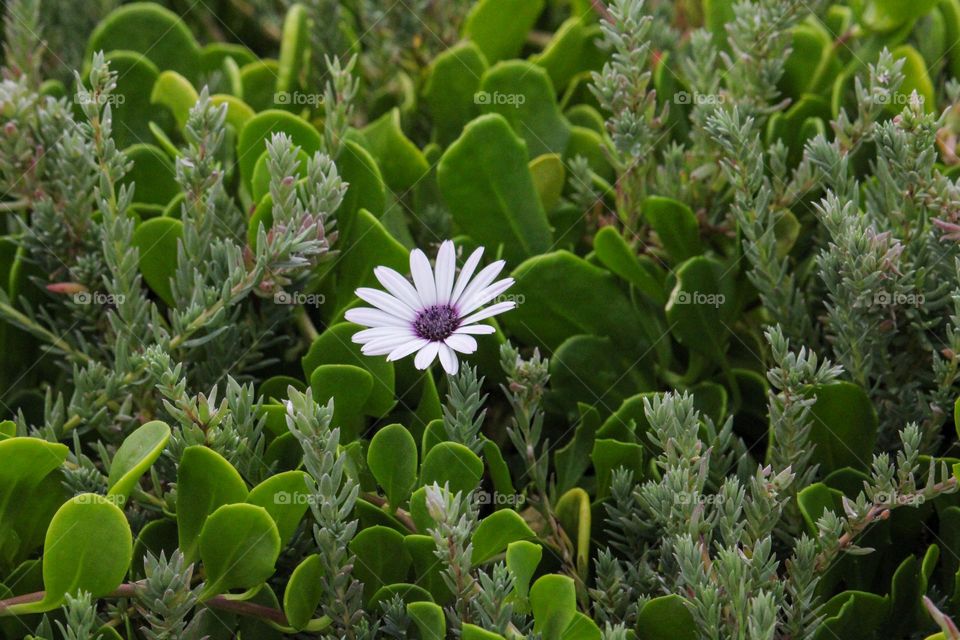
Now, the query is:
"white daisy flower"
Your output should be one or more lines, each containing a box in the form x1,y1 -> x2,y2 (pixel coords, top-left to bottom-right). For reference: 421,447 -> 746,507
345,240 -> 516,375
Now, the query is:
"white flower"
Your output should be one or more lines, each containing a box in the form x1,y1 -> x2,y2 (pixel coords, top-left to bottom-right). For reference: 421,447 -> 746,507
345,240 -> 516,375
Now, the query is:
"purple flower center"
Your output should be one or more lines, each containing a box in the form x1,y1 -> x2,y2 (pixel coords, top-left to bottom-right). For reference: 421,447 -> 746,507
414,304 -> 459,341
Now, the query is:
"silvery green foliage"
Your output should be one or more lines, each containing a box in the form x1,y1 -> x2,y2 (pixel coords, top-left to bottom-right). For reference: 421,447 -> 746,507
135,551 -> 202,640
54,592 -> 102,640
425,482 -> 478,625
285,387 -> 367,639
442,364 -> 487,454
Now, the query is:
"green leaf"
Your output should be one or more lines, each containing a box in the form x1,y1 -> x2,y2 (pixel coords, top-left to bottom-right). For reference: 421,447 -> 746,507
246,470 -> 311,545
150,71 -> 199,131
332,210 -> 408,316
461,624 -> 505,640
405,534 -> 451,603
309,364 -> 373,441
805,381 -> 878,473
529,154 -> 566,212
368,424 -> 418,509
891,45 -> 935,113
555,488 -> 590,574
122,144 -> 179,207
359,109 -> 430,192
240,60 -> 280,112
176,446 -> 249,563
87,3 -> 201,81
593,226 -> 666,304
437,114 -> 553,264
554,404 -> 600,493
100,52 -> 164,148
796,482 -> 844,534
463,0 -> 546,62
420,442 -> 484,491
7,494 -> 132,614
237,109 -> 322,190
407,601 -> 446,640
107,420 -> 170,502
198,503 -> 281,599
506,540 -> 542,603
336,141 -> 388,232
813,590 -> 890,640
505,251 -> 647,351
530,574 -> 576,638
131,216 -> 183,306
591,439 -> 644,499
644,196 -> 703,263
636,595 -> 697,640
423,42 -> 488,146
665,256 -> 738,362
471,510 -> 536,565
276,4 -> 309,100
861,0 -> 938,31
302,322 -> 396,418
283,554 -> 323,631
478,61 -> 571,158
532,17 -> 606,91
561,612 -> 602,640
349,526 -> 412,602
369,583 -> 432,607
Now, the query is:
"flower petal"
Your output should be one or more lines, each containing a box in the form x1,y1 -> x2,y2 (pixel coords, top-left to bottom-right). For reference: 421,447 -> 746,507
387,338 -> 429,362
454,260 -> 505,313
438,344 -> 459,375
445,334 -> 477,354
434,241 -> 457,304
362,333 -> 418,355
451,247 -> 484,304
356,287 -> 416,321
374,266 -> 423,310
352,327 -> 408,344
458,277 -> 514,315
414,341 -> 441,369
345,307 -> 411,328
454,324 -> 496,335
410,249 -> 437,306
459,301 -> 516,325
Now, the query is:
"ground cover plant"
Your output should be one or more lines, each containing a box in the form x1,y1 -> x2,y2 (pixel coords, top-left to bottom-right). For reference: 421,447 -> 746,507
6,0 -> 960,637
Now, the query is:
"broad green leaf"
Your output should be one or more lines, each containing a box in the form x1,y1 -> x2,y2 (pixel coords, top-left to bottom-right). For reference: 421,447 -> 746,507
302,322 -> 395,417
87,3 -> 201,80
644,196 -> 703,263
861,0 -> 938,31
131,216 -> 183,306
505,251 -> 647,350
561,612 -> 602,640
891,45 -> 935,114
368,424 -> 418,509
100,52 -> 163,149
478,61 -> 571,158
554,404 -> 600,493
237,109 -> 322,190
150,71 -> 199,131
813,590 -> 890,640
359,109 -> 430,192
463,0 -> 546,62
369,583 -> 432,607
349,526 -> 412,602
309,364 -> 373,441
420,442 -> 484,490
665,256 -> 738,362
107,420 -> 171,501
405,534 -> 450,602
198,504 -> 281,599
796,482 -> 843,534
471,510 -> 536,565
336,141 -> 388,232
591,439 -> 644,499
407,601 -> 446,640
530,574 -> 576,638
211,94 -> 255,131
805,381 -> 877,473
246,470 -> 311,544
636,595 -> 697,640
176,446 -> 249,563
423,42 -> 488,146
240,60 -> 280,112
462,624 -> 505,640
780,22 -> 841,99
529,154 -> 565,212
7,494 -> 132,614
437,114 -> 553,264
122,144 -> 179,206
506,540 -> 542,604
332,209 -> 408,316
593,226 -> 666,304
531,17 -> 606,91
283,554 -> 323,631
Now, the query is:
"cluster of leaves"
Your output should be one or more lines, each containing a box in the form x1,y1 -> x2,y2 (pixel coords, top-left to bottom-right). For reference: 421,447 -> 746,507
6,0 -> 960,638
